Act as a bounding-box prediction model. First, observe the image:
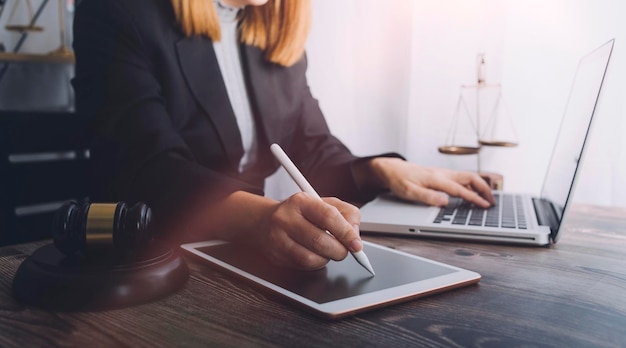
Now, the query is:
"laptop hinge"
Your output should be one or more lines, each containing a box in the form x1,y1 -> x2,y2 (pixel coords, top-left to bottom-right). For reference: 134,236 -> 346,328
532,198 -> 559,240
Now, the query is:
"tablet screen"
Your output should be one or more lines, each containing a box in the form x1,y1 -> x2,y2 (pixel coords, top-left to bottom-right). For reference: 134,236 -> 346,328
195,242 -> 457,304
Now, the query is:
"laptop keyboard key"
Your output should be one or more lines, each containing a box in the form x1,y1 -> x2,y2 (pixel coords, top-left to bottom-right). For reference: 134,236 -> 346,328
432,193 -> 528,229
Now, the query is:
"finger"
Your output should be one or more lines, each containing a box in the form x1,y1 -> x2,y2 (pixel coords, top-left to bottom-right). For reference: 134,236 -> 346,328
271,193 -> 347,263
401,181 -> 449,206
441,179 -> 491,208
322,197 -> 361,229
288,222 -> 349,262
266,232 -> 330,270
447,172 -> 494,207
468,175 -> 496,205
300,197 -> 362,253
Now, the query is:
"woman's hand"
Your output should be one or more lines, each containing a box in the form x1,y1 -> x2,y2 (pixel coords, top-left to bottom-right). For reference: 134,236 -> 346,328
173,190 -> 362,271
259,192 -> 362,270
369,157 -> 495,208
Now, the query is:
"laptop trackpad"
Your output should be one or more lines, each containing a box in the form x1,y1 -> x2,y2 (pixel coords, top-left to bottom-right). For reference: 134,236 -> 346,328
360,195 -> 436,225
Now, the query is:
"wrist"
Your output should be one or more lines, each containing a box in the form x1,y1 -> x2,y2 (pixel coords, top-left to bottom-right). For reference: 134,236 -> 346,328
352,157 -> 396,192
218,191 -> 278,242
175,191 -> 279,244
368,157 -> 403,189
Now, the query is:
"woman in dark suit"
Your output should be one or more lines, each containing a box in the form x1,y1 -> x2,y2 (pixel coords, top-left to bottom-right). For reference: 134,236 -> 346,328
73,0 -> 493,270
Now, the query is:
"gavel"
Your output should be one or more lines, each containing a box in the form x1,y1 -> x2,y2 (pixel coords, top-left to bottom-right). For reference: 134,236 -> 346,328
53,201 -> 154,257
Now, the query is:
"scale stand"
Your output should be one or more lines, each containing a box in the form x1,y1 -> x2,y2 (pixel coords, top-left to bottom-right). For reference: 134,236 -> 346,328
47,0 -> 72,59
438,53 -> 518,174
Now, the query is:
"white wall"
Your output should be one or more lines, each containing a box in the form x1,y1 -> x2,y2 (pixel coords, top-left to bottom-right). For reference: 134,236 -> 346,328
297,0 -> 626,207
267,0 -> 416,199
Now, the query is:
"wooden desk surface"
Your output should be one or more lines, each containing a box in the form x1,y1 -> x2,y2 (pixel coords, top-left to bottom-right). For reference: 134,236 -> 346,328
1,204 -> 625,347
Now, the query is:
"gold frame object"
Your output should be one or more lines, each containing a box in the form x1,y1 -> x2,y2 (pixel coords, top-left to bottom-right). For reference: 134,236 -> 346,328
4,0 -> 43,32
0,0 -> 75,63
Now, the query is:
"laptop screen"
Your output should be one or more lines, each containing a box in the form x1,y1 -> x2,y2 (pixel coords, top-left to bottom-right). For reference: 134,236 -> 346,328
540,39 -> 614,240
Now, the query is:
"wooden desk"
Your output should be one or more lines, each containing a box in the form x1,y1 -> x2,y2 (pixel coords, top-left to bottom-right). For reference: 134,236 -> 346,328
1,204 -> 625,347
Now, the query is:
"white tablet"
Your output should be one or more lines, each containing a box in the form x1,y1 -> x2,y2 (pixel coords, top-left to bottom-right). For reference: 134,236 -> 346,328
181,240 -> 480,319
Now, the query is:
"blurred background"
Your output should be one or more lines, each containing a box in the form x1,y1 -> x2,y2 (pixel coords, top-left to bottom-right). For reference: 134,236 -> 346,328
1,0 -> 623,207
267,0 -> 626,208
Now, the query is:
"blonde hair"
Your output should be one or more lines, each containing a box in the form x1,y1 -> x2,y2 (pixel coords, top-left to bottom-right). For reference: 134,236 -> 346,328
170,0 -> 311,67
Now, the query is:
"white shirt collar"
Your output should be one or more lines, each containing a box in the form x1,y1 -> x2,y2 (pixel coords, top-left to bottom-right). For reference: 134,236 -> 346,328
215,0 -> 241,22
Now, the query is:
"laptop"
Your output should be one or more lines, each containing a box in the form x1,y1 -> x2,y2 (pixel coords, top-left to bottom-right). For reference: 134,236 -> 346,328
360,39 -> 615,246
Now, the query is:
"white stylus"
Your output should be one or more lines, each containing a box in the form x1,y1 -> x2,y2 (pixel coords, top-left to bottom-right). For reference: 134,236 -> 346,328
270,143 -> 375,276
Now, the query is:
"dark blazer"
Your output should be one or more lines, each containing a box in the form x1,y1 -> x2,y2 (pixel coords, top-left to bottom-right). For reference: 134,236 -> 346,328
73,0 -> 382,228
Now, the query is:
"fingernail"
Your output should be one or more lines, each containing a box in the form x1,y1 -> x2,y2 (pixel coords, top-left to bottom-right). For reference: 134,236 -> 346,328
482,198 -> 492,207
353,224 -> 360,235
349,239 -> 363,253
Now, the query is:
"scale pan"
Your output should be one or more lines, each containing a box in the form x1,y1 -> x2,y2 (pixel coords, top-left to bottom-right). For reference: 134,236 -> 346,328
5,25 -> 44,32
479,140 -> 517,147
438,146 -> 481,155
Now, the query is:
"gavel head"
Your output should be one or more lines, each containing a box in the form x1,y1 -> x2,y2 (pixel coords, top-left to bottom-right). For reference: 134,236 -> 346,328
53,201 -> 153,257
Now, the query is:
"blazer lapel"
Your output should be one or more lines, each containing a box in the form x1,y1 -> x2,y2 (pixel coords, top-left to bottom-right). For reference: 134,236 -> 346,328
175,38 -> 244,165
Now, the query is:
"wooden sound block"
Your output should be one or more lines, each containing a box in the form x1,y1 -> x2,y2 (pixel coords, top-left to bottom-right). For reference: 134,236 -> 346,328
12,243 -> 189,311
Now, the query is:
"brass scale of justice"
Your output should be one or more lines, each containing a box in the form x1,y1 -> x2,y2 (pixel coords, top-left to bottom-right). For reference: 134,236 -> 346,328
1,0 -> 73,59
438,54 -> 518,167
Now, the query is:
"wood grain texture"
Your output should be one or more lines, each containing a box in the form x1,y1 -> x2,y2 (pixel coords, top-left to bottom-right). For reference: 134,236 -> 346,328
1,204 -> 625,347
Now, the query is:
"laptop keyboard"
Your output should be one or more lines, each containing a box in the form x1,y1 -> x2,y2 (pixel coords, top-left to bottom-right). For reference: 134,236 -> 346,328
433,193 -> 527,229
